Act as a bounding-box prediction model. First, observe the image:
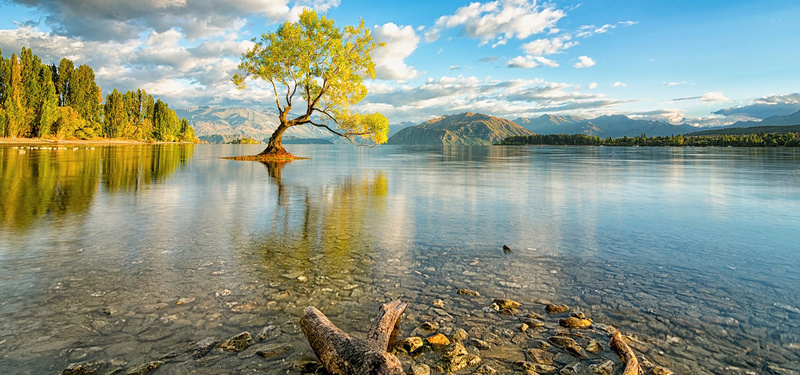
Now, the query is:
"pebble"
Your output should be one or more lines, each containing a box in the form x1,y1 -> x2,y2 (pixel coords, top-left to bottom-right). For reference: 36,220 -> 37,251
217,332 -> 254,352
395,337 -> 424,353
457,289 -> 481,297
124,361 -> 163,375
61,361 -> 104,375
427,333 -> 451,348
545,304 -> 570,313
193,337 -> 217,358
559,317 -> 592,328
410,363 -> 430,375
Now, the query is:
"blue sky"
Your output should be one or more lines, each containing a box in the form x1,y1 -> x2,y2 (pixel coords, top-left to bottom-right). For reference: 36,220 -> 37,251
1,0 -> 799,126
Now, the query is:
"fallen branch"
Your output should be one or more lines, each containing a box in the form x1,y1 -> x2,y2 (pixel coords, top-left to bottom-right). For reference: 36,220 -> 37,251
610,331 -> 643,375
300,300 -> 408,375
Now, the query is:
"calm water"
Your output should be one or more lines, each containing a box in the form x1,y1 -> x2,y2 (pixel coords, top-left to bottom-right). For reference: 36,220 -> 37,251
1,144 -> 799,374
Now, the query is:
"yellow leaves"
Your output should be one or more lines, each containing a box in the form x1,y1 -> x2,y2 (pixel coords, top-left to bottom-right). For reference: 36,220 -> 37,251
232,9 -> 388,146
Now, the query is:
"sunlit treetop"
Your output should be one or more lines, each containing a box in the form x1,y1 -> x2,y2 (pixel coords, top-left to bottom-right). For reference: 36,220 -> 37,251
233,9 -> 389,154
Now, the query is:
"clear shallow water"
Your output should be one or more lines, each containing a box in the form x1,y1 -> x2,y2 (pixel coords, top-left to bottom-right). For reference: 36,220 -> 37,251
1,144 -> 799,374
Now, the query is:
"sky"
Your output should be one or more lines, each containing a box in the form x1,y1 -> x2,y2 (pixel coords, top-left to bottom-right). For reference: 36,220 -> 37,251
1,0 -> 799,127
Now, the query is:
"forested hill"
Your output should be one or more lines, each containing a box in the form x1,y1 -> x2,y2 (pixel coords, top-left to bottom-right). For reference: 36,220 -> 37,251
0,47 -> 195,142
388,112 -> 532,145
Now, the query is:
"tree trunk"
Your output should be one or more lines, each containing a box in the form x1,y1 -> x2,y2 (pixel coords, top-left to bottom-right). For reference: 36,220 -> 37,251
259,121 -> 290,156
300,300 -> 407,375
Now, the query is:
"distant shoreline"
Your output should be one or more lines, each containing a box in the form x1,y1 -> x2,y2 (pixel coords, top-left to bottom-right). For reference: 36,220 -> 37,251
0,137 -> 195,146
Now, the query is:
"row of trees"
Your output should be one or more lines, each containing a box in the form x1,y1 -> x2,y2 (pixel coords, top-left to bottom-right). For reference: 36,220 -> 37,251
500,132 -> 800,147
0,47 -> 194,142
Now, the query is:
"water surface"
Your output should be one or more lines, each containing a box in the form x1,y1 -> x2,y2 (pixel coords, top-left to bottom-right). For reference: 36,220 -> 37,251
1,144 -> 799,374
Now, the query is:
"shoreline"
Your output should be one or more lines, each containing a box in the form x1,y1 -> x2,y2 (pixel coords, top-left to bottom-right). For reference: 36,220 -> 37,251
0,137 -> 196,146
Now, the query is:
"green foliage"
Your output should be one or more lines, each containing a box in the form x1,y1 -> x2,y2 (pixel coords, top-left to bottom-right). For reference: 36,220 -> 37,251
233,9 -> 388,149
500,132 -> 800,147
228,137 -> 260,144
0,46 -> 195,142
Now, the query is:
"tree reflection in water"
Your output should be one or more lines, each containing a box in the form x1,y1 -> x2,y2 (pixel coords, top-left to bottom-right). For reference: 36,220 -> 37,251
255,160 -> 389,295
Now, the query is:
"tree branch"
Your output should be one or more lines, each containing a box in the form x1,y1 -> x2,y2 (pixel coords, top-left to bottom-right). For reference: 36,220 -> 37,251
268,78 -> 282,112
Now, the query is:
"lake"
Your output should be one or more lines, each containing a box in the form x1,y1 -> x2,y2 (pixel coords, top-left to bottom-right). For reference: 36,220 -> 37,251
1,144 -> 799,374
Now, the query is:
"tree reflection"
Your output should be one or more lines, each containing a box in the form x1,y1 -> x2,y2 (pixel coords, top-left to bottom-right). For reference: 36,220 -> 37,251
0,145 -> 193,231
256,160 -> 388,280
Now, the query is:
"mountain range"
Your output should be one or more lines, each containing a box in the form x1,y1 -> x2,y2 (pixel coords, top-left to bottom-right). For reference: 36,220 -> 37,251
726,109 -> 800,128
178,106 -> 800,145
388,112 -> 532,145
512,114 -> 701,138
175,106 -> 333,144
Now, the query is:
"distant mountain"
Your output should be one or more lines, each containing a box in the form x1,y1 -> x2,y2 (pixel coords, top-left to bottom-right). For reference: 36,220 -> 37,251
688,124 -> 800,136
175,106 -> 334,144
512,114 -> 700,138
388,121 -> 416,137
388,112 -> 533,145
513,114 -> 589,134
726,109 -> 800,128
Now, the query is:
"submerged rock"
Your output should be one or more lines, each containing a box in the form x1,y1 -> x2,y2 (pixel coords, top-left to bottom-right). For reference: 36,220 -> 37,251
527,348 -> 555,365
472,338 -> 491,350
492,298 -> 521,315
124,361 -> 163,375
457,289 -> 481,297
547,336 -> 588,359
218,332 -> 254,352
395,337 -> 424,353
61,361 -> 104,375
589,360 -> 615,375
452,328 -> 468,342
559,316 -> 592,329
585,340 -> 603,354
545,304 -> 570,313
420,321 -> 440,331
193,337 -> 217,358
427,333 -> 451,348
256,343 -> 293,359
256,325 -> 280,341
410,363 -> 430,375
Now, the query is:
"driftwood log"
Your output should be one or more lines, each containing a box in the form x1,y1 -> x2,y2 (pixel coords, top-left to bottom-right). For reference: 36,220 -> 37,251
300,300 -> 408,375
610,331 -> 643,375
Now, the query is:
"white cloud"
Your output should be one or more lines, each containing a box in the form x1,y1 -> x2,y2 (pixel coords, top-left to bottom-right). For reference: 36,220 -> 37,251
429,0 -> 566,44
7,0 -> 341,41
507,56 -> 540,69
612,82 -> 627,87
372,23 -> 419,80
536,56 -> 559,67
587,82 -> 598,89
359,75 -> 627,123
713,93 -> 800,119
573,55 -> 595,68
507,55 -> 559,69
521,35 -> 576,56
700,91 -> 729,102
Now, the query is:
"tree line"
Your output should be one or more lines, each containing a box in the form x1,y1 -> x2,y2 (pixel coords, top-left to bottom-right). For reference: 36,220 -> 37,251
499,132 -> 800,147
1,47 -> 194,142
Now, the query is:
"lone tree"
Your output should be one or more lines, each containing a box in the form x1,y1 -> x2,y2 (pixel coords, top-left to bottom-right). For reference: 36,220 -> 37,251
232,10 -> 389,159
